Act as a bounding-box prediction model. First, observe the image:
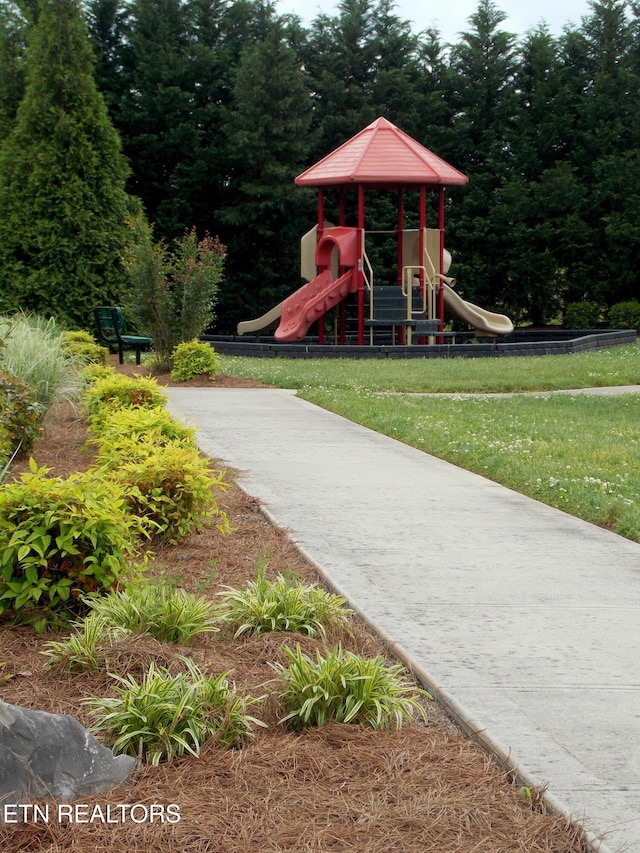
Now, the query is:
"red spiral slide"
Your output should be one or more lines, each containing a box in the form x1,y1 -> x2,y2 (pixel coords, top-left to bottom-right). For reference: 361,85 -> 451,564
274,227 -> 361,343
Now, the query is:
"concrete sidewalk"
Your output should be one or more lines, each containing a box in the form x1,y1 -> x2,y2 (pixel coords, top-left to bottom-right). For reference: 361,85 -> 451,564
166,387 -> 640,853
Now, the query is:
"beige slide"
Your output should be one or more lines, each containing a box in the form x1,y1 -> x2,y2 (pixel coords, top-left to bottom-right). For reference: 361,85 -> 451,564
442,282 -> 514,336
236,302 -> 283,336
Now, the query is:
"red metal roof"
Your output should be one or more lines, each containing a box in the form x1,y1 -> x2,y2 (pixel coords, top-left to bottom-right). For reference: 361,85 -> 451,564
295,117 -> 468,188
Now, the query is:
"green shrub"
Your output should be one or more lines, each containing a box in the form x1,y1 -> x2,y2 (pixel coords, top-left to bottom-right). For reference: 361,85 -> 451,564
0,369 -> 41,467
87,656 -> 264,764
608,300 -> 640,332
82,373 -> 167,422
105,443 -> 229,544
274,644 -> 430,731
170,340 -> 221,382
0,461 -> 145,627
88,582 -> 219,643
63,339 -> 109,365
216,564 -> 351,639
563,301 -> 601,329
0,313 -> 83,416
78,363 -> 116,385
123,214 -> 226,369
63,330 -> 97,345
89,406 -> 196,454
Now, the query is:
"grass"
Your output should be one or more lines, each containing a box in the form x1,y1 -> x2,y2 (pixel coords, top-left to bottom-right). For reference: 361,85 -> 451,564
221,340 -> 640,394
0,313 -> 83,416
222,342 -> 640,541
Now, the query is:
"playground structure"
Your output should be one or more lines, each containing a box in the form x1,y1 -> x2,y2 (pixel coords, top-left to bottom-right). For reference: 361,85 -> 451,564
237,117 -> 514,346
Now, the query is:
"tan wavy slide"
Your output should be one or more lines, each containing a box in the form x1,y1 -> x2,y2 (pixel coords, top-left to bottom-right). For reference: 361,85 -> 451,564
237,303 -> 283,336
442,282 -> 513,336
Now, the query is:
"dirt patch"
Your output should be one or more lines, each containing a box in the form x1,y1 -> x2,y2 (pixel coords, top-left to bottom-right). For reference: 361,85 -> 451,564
0,358 -> 589,852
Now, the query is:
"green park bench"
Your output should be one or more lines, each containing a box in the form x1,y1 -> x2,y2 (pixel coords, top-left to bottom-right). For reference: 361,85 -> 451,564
93,307 -> 152,365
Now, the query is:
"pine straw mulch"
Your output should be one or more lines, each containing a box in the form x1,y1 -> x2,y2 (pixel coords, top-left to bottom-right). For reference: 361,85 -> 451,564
0,361 -> 590,852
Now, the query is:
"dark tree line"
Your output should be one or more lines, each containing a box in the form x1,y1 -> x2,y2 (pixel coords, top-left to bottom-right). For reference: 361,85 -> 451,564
1,0 -> 639,331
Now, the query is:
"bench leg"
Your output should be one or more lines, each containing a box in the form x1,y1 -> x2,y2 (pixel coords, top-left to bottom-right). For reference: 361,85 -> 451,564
118,343 -> 124,364
135,347 -> 141,366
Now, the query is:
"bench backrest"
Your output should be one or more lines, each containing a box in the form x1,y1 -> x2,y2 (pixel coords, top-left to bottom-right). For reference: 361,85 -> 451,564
94,307 -> 125,343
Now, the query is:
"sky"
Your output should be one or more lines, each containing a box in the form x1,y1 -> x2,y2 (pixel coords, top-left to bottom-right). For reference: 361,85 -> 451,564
275,0 -> 593,44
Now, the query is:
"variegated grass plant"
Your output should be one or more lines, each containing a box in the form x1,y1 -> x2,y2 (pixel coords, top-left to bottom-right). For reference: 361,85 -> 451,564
216,564 -> 351,639
41,612 -> 129,673
42,583 -> 219,672
274,644 -> 430,731
87,656 -> 264,764
88,582 -> 219,644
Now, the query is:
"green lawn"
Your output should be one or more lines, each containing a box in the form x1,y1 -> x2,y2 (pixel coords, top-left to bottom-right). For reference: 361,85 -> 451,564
221,343 -> 640,541
221,340 -> 640,393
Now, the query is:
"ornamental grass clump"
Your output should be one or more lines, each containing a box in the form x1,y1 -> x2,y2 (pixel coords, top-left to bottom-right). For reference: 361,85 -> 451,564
104,443 -> 229,544
274,644 -> 430,731
41,612 -> 129,673
216,564 -> 351,639
88,582 -> 219,644
0,462 -> 145,628
0,313 -> 84,417
87,656 -> 263,764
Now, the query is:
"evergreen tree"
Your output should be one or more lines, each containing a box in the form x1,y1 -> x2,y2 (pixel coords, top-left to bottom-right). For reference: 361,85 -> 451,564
217,20 -> 313,331
445,0 -> 519,313
0,0 -> 131,327
0,1 -> 28,140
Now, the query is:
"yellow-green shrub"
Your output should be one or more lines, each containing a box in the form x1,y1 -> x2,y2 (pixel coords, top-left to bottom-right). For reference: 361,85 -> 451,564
0,462 -> 145,627
82,373 -> 167,422
106,443 -> 229,544
170,340 -> 221,382
88,407 -> 196,456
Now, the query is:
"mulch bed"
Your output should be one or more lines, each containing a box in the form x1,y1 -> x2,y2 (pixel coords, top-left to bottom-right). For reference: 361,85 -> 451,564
0,359 -> 589,851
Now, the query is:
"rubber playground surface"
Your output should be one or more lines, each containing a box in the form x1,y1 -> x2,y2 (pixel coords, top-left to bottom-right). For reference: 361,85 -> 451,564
166,385 -> 640,853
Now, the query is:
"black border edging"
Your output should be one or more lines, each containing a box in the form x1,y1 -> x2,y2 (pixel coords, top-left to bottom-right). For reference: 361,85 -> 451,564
202,329 -> 637,359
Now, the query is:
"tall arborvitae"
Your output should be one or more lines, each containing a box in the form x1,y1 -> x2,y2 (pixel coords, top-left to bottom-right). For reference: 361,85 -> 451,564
0,0 -> 131,327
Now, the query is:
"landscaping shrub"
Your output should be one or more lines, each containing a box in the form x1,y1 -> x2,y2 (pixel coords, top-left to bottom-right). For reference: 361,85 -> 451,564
81,373 -> 167,422
63,330 -> 109,365
105,443 -> 229,544
608,300 -> 640,332
170,340 -> 221,382
0,462 -> 145,629
274,644 -> 430,731
87,656 -> 264,764
563,301 -> 601,329
216,564 -> 351,639
0,369 -> 41,469
123,214 -> 225,370
88,406 -> 196,455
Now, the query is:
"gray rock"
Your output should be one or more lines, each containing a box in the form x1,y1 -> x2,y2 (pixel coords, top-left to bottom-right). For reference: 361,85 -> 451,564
0,699 -> 135,807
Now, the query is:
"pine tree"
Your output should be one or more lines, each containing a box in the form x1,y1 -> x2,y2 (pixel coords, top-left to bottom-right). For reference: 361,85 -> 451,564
0,0 -> 131,328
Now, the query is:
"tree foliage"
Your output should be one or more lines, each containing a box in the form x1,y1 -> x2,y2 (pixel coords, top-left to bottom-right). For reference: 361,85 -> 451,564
2,0 -> 640,331
0,0 -> 131,328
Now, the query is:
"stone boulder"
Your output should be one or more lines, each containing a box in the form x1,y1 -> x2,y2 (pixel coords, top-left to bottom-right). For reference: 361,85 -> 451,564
0,699 -> 135,806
